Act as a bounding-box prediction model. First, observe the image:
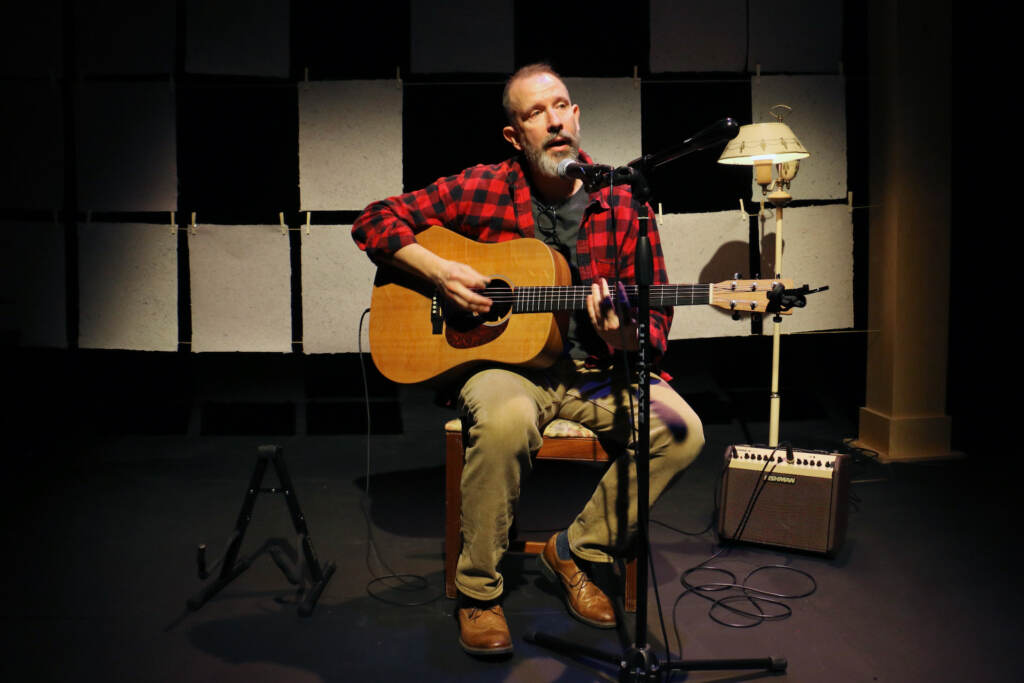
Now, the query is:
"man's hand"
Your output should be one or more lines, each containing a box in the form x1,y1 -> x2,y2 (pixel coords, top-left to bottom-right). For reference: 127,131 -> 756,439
586,278 -> 638,351
391,242 -> 492,313
433,259 -> 492,313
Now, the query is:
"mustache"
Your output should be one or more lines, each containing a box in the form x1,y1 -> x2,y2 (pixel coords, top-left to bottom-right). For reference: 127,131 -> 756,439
543,130 -> 578,148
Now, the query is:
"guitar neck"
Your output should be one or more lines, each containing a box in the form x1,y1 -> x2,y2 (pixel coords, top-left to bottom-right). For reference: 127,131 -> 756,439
508,284 -> 711,313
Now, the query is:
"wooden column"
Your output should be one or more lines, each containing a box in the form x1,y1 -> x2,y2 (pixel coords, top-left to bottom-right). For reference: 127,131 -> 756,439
855,0 -> 954,462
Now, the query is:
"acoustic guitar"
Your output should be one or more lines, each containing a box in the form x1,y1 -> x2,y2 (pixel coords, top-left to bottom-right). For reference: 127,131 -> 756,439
369,226 -> 791,384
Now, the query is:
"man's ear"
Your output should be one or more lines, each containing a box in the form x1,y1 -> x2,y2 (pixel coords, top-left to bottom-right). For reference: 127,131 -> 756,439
503,125 -> 522,151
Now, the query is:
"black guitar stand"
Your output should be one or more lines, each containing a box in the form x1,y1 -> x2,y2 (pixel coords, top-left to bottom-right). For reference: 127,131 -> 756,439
187,444 -> 336,617
526,120 -> 787,680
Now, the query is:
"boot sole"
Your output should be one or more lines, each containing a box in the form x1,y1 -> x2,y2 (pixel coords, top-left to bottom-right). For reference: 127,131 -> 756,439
458,638 -> 513,656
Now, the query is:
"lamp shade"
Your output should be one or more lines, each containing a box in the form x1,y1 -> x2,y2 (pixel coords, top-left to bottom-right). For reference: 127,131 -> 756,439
717,121 -> 809,165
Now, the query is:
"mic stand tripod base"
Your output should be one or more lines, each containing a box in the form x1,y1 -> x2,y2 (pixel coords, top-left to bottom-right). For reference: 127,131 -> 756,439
524,632 -> 786,682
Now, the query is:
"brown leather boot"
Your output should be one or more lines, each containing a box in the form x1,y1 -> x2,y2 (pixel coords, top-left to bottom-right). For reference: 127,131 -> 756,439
456,600 -> 513,656
538,533 -> 616,628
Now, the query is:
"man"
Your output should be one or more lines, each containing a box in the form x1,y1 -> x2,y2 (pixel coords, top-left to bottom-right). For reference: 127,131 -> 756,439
353,64 -> 704,656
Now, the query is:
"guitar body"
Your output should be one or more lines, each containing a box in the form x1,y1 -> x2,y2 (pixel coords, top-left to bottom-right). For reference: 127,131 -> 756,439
369,226 -> 571,384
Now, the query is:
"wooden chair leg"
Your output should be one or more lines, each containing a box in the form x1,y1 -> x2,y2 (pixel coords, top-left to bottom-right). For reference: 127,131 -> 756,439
625,558 -> 637,613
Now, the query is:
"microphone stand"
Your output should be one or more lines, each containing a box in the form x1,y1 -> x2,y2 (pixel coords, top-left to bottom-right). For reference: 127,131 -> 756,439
526,122 -> 786,680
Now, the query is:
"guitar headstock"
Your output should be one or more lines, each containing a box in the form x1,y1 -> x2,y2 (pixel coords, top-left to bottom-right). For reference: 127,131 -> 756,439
709,278 -> 795,315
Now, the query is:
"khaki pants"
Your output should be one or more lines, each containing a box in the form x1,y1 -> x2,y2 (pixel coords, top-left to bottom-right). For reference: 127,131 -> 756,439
454,359 -> 704,601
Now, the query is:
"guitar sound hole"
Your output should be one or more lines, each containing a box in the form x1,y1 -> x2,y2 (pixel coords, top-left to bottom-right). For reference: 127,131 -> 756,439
480,278 -> 512,323
445,278 -> 512,331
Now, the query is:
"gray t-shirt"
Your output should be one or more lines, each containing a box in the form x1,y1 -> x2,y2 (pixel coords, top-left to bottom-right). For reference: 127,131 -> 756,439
531,189 -> 605,359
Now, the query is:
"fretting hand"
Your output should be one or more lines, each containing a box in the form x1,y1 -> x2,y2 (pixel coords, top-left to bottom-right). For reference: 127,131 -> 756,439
586,278 -> 638,351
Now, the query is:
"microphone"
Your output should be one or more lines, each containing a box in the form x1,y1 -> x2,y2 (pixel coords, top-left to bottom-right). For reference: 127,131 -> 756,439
627,117 -> 740,171
556,158 -> 613,181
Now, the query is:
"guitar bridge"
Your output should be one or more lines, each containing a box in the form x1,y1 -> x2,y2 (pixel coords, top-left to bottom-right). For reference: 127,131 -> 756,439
430,292 -> 444,335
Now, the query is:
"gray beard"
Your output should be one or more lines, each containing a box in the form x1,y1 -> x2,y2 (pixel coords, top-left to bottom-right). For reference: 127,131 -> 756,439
525,143 -> 579,179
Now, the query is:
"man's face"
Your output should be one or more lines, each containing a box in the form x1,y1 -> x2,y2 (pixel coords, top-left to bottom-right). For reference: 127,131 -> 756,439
503,72 -> 581,179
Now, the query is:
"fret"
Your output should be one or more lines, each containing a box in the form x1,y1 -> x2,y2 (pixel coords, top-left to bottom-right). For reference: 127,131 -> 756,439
511,284 -> 712,312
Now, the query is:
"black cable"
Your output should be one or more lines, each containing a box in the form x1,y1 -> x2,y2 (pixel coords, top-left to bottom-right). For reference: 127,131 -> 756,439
660,443 -> 820,672
356,307 -> 441,607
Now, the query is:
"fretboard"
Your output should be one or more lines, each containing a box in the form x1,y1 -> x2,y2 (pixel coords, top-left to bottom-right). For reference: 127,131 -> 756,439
501,284 -> 712,313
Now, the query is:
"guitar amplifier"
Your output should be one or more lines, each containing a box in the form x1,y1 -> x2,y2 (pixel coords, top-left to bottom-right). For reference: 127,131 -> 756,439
717,445 -> 850,555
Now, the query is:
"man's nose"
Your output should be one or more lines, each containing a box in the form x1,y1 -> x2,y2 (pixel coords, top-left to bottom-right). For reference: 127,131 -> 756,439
546,109 -> 564,131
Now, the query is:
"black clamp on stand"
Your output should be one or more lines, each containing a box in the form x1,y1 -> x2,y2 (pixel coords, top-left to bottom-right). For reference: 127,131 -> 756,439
527,119 -> 787,680
765,282 -> 829,319
187,444 -> 336,617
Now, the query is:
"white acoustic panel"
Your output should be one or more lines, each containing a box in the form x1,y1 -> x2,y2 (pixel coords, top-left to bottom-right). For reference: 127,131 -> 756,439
188,225 -> 292,352
0,2 -> 62,78
185,0 -> 289,77
659,205 -> 853,338
758,204 -> 853,333
0,82 -> 63,209
563,78 -> 642,167
299,81 -> 403,211
410,0 -> 514,74
78,223 -> 177,351
659,211 -> 759,339
650,0 -> 747,73
752,75 -> 847,201
0,220 -> 66,347
301,226 -> 377,354
748,0 -> 843,73
75,0 -> 176,75
75,83 -> 177,212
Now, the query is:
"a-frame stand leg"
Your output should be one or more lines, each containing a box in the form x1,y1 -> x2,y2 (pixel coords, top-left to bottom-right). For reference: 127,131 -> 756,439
187,444 -> 336,617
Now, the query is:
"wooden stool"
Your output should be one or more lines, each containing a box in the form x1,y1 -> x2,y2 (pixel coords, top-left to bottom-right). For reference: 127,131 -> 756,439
444,417 -> 637,612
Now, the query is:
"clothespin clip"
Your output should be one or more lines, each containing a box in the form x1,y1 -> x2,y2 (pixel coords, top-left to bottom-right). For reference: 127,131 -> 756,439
738,198 -> 747,221
847,191 -> 854,214
305,211 -> 311,235
190,212 -> 197,235
170,211 -> 176,235
658,202 -> 663,224
396,66 -> 402,90
279,212 -> 287,235
633,65 -> 640,89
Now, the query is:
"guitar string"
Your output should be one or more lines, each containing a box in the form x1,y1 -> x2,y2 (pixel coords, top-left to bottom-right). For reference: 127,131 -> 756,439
472,284 -> 769,310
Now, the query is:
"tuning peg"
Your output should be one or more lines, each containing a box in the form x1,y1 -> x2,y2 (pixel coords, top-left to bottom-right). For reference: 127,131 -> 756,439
732,311 -> 740,321
733,272 -> 743,279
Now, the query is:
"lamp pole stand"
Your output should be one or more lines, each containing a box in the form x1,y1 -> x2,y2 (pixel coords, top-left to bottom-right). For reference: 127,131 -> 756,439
763,188 -> 791,448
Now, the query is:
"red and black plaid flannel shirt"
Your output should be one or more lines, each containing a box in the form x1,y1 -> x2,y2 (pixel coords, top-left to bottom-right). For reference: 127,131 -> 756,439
352,151 -> 674,360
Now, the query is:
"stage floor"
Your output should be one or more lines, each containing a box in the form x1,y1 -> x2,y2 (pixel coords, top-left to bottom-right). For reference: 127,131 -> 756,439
2,345 -> 1015,682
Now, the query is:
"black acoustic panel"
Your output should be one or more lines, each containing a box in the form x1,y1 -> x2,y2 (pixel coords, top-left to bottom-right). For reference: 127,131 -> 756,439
177,82 -> 298,222
303,354 -> 398,400
76,399 -> 192,435
306,400 -> 404,435
727,389 -> 828,422
641,80 -> 752,213
200,401 -> 296,435
291,0 -> 411,80
514,2 -> 649,77
402,82 -> 509,193
677,391 -> 737,426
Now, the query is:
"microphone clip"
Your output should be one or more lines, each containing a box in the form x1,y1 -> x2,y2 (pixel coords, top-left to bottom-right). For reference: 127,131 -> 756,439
765,283 -> 829,313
